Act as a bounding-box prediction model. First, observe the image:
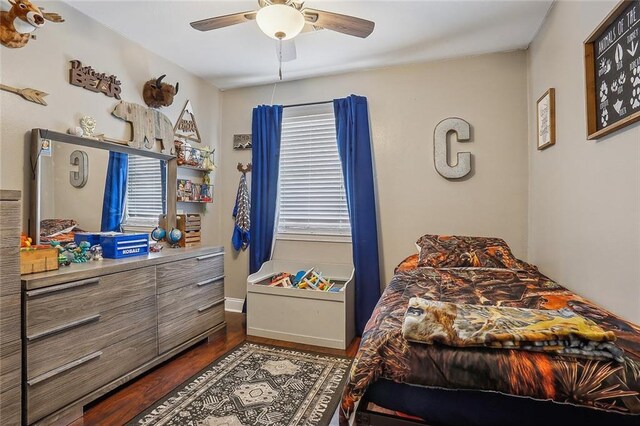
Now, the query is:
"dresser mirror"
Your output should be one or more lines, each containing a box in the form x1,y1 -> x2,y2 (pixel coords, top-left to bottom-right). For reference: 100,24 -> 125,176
30,129 -> 177,245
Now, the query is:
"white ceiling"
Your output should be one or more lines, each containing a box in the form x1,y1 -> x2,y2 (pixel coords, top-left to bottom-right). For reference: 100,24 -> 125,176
65,0 -> 553,90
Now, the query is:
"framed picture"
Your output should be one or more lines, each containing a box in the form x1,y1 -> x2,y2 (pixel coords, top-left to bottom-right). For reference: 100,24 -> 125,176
584,0 -> 640,140
537,88 -> 556,150
233,134 -> 252,150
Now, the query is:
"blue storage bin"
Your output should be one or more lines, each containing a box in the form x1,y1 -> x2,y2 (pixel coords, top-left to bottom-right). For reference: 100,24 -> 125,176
99,233 -> 149,259
74,232 -> 102,246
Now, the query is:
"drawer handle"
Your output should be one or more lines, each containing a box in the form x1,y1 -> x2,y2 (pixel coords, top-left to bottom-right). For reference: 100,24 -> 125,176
197,298 -> 225,313
197,275 -> 225,287
196,252 -> 224,261
26,314 -> 101,342
26,278 -> 100,298
27,350 -> 102,386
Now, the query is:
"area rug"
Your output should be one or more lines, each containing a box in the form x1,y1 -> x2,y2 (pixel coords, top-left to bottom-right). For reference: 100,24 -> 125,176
128,342 -> 352,426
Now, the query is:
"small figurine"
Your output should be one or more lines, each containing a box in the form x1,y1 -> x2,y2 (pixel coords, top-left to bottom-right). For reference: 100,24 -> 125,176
62,241 -> 91,263
89,244 -> 103,260
50,241 -> 72,266
79,116 -> 96,137
67,126 -> 83,137
202,146 -> 215,171
20,233 -> 32,248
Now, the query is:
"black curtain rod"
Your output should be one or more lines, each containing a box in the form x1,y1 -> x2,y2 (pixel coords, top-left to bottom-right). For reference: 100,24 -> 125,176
282,100 -> 333,109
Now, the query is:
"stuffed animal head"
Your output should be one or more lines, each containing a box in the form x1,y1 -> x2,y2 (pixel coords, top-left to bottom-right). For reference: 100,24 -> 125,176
142,75 -> 179,108
8,0 -> 45,29
1,0 -> 64,48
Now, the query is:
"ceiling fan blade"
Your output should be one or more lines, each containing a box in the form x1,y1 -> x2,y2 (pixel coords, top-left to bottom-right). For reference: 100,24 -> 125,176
190,11 -> 257,32
300,23 -> 323,34
302,8 -> 374,38
278,39 -> 297,62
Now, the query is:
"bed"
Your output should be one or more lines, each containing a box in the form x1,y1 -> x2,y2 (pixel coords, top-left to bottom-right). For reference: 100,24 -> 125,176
39,219 -> 84,244
340,235 -> 640,426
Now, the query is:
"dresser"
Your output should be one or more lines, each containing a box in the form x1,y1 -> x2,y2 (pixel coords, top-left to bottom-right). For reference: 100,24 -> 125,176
21,246 -> 225,425
0,190 -> 22,426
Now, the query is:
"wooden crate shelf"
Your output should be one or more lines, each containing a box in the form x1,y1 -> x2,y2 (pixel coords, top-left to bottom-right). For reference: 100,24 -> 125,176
177,214 -> 201,248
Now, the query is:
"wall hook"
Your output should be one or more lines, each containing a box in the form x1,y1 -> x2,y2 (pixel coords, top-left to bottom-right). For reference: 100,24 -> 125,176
237,162 -> 252,174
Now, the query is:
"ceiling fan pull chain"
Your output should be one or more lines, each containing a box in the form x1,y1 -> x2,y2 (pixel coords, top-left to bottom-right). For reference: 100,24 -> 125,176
278,38 -> 283,81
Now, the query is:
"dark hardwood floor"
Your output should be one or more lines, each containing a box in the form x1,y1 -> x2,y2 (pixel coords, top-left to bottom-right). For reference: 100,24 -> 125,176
69,312 -> 360,426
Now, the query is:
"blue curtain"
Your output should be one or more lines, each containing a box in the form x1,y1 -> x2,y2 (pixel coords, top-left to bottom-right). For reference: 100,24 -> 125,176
100,152 -> 128,232
334,95 -> 381,335
249,105 -> 283,274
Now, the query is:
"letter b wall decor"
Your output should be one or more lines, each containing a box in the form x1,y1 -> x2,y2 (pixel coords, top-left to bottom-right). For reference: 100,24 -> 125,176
433,117 -> 473,179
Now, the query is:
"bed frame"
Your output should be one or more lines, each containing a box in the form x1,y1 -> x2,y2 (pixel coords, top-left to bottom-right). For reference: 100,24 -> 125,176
355,394 -> 428,426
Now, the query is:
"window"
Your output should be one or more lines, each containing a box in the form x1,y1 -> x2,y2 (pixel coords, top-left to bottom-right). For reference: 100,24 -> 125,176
276,103 -> 351,238
123,155 -> 166,230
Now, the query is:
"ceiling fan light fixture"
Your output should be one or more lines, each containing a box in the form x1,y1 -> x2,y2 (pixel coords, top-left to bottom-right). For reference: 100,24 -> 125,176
256,4 -> 305,40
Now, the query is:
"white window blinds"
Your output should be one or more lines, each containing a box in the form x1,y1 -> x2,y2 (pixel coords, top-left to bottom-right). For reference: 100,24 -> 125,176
124,155 -> 165,228
277,103 -> 351,237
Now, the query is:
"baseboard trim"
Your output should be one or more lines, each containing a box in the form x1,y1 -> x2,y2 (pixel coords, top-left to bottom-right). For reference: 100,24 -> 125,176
225,297 -> 244,313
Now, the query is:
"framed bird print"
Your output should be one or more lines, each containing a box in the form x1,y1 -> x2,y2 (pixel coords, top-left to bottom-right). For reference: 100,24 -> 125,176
537,88 -> 556,150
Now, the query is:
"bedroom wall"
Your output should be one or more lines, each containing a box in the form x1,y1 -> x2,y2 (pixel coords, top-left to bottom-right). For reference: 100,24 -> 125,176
0,1 -> 222,245
528,1 -> 640,323
221,51 -> 529,301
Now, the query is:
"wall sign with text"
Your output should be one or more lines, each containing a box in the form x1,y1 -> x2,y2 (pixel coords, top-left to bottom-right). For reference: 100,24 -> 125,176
69,60 -> 122,99
585,0 -> 640,139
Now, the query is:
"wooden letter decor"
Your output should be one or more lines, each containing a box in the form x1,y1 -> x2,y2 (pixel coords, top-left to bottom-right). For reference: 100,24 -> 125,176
174,100 -> 202,143
433,118 -> 473,180
69,60 -> 122,99
585,0 -> 640,139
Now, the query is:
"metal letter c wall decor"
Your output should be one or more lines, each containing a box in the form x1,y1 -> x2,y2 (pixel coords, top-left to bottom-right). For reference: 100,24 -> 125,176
433,118 -> 473,179
69,150 -> 88,188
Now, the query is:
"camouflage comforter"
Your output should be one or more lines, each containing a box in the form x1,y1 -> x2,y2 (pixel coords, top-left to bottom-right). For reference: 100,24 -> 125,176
340,258 -> 640,423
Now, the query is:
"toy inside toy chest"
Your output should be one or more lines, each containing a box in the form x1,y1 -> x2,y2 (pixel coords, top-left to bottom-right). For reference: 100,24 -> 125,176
76,233 -> 149,259
246,260 -> 355,350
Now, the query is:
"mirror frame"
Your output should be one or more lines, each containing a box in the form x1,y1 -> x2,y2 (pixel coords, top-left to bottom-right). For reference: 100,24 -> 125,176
29,128 -> 177,245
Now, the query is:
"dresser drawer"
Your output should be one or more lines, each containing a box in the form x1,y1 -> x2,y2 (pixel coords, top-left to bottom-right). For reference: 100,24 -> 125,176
0,294 -> 20,344
156,251 -> 223,294
25,266 -> 156,337
0,338 -> 20,393
158,277 -> 224,353
0,200 -> 19,232
0,385 -> 20,426
26,326 -> 157,425
0,247 -> 20,297
26,295 -> 156,379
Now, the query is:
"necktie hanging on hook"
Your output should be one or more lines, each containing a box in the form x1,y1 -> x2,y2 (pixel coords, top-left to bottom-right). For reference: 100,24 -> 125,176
232,163 -> 252,251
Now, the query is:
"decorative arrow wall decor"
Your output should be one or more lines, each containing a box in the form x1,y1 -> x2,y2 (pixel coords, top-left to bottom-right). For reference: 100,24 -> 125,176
0,83 -> 48,105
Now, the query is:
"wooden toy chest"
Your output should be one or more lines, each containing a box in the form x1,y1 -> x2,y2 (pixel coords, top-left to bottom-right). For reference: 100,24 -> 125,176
246,260 -> 355,350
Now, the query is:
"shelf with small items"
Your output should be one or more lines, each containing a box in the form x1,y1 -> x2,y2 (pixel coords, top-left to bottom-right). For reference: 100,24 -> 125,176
177,178 -> 213,204
175,139 -> 215,205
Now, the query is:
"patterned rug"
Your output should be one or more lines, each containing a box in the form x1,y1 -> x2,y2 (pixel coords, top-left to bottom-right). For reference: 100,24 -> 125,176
128,343 -> 352,426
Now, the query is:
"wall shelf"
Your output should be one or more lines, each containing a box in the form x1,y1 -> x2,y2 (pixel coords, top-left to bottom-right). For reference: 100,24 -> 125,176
177,200 -> 212,204
177,164 -> 212,172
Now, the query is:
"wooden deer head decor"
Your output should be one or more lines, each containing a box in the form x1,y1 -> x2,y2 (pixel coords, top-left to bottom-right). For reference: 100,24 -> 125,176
0,0 -> 64,48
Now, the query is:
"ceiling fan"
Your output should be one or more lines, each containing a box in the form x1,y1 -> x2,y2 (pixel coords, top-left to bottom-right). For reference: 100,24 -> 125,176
190,0 -> 375,67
